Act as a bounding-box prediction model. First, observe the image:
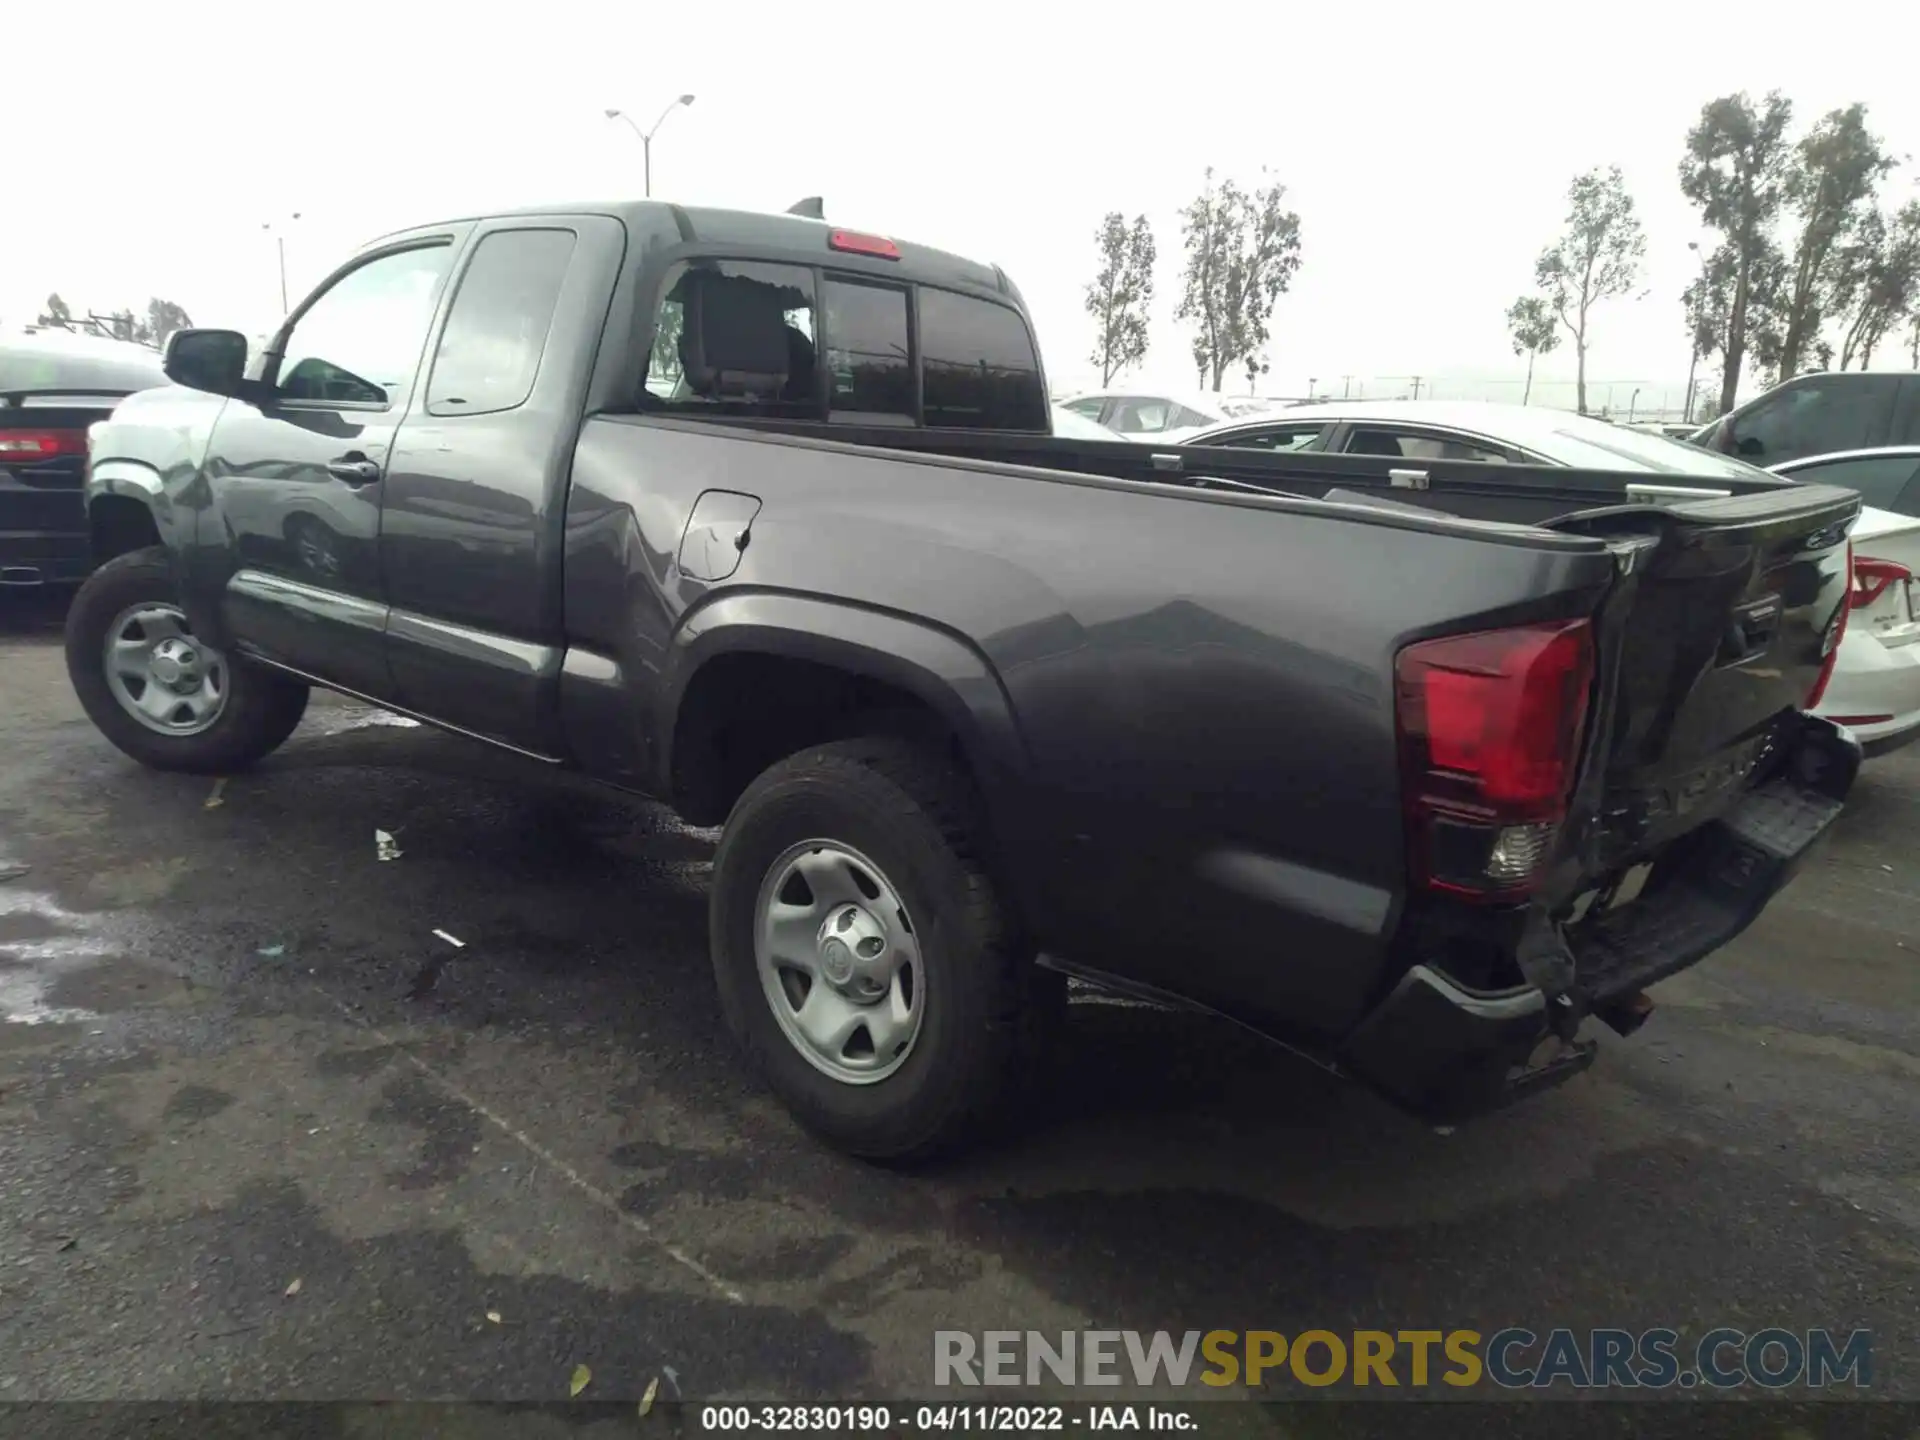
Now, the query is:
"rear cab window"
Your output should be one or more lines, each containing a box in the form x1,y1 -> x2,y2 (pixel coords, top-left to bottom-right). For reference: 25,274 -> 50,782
822,278 -> 913,424
639,252 -> 1046,433
918,288 -> 1046,430
645,260 -> 819,418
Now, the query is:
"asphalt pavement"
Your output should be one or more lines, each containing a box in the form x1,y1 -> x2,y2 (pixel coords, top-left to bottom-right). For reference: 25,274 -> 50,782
2,589 -> 1917,1421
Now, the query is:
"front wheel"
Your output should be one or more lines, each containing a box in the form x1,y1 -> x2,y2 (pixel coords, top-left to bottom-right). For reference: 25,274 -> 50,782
709,738 -> 1059,1161
64,547 -> 310,774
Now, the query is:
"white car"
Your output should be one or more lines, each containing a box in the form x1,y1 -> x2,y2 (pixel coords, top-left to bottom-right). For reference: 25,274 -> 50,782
1767,448 -> 1920,757
1186,400 -> 1920,758
1057,389 -> 1269,444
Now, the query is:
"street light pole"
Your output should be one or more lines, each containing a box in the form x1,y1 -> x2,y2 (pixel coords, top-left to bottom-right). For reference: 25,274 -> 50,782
605,95 -> 696,198
262,213 -> 302,314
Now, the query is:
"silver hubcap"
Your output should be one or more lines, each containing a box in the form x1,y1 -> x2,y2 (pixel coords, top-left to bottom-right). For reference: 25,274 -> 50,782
754,841 -> 924,1084
102,603 -> 229,736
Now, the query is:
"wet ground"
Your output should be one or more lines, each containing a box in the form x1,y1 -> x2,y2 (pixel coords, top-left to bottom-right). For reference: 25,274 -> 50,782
2,589 -> 1918,1415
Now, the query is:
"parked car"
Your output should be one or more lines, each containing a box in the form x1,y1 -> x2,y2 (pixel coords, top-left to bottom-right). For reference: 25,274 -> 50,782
1687,371 -> 1920,468
1057,389 -> 1262,443
1049,403 -> 1122,440
69,202 -> 1860,1159
1,328 -> 166,587
1768,451 -> 1920,757
1188,400 -> 1916,757
1185,398 -> 1788,477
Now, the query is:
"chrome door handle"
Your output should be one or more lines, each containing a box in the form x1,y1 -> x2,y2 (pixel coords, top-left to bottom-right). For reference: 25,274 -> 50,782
325,456 -> 382,486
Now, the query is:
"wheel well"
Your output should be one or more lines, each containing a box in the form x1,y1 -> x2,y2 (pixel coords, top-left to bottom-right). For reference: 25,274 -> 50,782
88,495 -> 162,563
670,652 -> 971,825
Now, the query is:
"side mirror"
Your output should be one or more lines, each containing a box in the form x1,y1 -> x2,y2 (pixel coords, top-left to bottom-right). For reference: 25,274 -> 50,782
163,329 -> 251,398
1734,433 -> 1763,459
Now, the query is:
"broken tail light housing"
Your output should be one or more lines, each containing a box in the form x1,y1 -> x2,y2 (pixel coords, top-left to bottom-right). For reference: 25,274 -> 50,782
1396,618 -> 1595,901
1804,542 -> 1852,711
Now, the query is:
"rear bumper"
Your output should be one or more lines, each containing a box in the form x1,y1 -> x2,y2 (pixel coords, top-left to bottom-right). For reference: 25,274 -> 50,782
1344,714 -> 1860,1121
1,490 -> 90,586
1816,625 -> 1920,759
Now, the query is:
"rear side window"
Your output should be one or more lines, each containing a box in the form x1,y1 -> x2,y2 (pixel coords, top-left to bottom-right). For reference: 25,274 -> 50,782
1107,397 -> 1172,434
918,288 -> 1046,431
645,260 -> 818,417
1346,427 -> 1511,464
1785,454 -> 1920,511
1731,376 -> 1900,463
822,278 -> 913,424
426,229 -> 577,417
1893,377 -> 1920,445
1212,423 -> 1326,452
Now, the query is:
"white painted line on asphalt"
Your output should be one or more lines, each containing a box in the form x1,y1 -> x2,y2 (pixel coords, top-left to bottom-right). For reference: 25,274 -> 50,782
305,983 -> 746,1305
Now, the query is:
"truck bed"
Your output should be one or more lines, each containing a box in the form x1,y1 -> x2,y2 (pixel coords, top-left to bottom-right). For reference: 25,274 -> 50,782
660,414 -> 1813,531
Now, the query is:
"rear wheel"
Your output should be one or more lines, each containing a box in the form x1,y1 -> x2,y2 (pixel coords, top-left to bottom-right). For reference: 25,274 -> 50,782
65,547 -> 309,773
709,738 -> 1060,1160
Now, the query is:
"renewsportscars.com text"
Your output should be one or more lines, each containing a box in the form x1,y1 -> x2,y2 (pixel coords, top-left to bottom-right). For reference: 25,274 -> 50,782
933,1328 -> 1872,1390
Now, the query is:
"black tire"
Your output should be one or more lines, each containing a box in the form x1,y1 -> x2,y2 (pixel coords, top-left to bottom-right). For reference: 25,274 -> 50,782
710,738 -> 1061,1161
64,546 -> 310,774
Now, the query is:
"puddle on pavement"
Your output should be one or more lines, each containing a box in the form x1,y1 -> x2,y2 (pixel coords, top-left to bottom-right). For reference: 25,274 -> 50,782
311,706 -> 425,736
0,887 -> 113,1026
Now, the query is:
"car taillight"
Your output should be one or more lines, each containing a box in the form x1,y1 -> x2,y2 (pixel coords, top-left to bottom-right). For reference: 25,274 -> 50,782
1805,542 -> 1852,711
0,428 -> 86,461
1851,555 -> 1911,610
1396,618 -> 1594,901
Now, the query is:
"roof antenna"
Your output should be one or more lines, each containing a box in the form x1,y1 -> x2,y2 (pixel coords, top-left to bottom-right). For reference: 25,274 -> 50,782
786,196 -> 826,220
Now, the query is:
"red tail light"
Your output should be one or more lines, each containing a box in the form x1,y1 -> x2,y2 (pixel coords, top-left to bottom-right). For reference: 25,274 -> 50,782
0,428 -> 86,461
1396,618 -> 1594,900
1850,555 -> 1911,610
828,229 -> 901,260
1805,542 -> 1852,711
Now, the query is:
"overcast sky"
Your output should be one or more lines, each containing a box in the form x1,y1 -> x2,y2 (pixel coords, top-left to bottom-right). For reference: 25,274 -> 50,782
6,1 -> 1917,417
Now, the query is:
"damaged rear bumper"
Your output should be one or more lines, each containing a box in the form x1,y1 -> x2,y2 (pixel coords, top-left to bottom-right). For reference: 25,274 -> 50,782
1342,714 -> 1861,1123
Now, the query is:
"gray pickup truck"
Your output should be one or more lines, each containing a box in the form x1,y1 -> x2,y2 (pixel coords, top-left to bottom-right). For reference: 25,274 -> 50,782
67,200 -> 1864,1158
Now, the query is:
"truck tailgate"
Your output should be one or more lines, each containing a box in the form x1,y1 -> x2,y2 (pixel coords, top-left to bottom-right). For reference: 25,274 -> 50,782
1559,480 -> 1858,875
1350,483 -> 1862,1121
1546,481 -> 1859,878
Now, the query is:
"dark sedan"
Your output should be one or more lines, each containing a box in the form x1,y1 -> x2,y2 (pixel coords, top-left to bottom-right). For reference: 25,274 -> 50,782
2,328 -> 166,587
